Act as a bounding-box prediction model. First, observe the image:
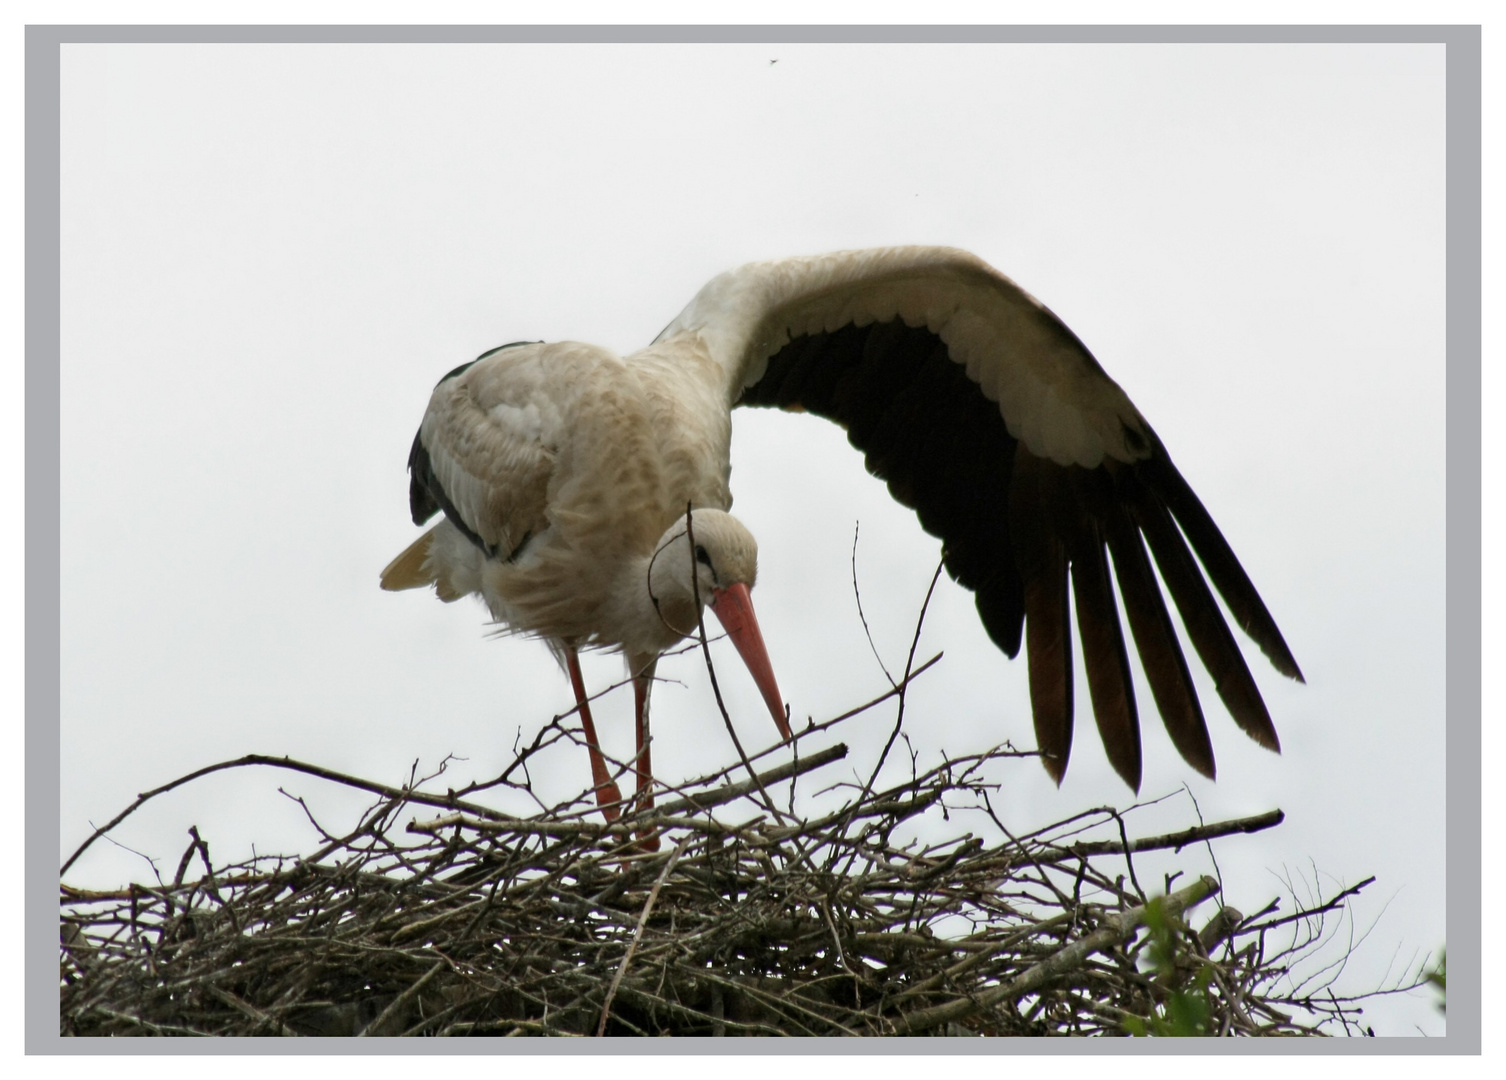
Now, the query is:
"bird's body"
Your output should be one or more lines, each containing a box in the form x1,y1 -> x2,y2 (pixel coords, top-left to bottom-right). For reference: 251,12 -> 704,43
385,340 -> 733,661
382,246 -> 1302,808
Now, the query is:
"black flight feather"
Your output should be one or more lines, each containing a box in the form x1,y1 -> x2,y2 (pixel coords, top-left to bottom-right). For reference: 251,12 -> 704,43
736,317 -> 1291,785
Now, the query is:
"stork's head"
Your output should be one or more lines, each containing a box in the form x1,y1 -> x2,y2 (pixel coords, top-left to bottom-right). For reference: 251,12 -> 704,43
649,509 -> 789,740
649,509 -> 757,611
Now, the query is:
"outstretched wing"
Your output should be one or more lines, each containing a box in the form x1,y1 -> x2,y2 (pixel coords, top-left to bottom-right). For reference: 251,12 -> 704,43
659,247 -> 1302,790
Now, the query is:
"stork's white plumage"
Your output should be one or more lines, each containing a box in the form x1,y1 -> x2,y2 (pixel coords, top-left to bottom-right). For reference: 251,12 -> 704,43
381,246 -> 1303,817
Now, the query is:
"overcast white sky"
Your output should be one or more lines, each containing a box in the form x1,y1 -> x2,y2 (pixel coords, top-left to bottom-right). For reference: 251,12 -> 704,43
58,42 -> 1447,1035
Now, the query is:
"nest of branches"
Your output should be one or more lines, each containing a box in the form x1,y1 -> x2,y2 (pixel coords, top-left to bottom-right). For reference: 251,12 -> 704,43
61,650 -> 1389,1038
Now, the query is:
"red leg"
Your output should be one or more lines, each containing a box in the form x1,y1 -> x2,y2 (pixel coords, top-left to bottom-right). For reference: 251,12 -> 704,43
565,647 -> 622,821
632,658 -> 660,851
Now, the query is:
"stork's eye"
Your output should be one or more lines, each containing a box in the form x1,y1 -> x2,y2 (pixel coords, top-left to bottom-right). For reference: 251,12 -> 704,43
695,544 -> 711,567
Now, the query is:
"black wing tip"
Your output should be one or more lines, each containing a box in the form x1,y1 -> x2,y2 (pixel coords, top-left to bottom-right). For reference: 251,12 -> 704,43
406,431 -> 441,525
1217,677 -> 1284,755
434,358 -> 480,387
978,594 -> 1024,658
1250,726 -> 1282,755
1122,453 -> 1302,776
408,487 -> 439,526
1111,757 -> 1143,794
1044,748 -> 1144,793
1240,606 -> 1304,683
1266,646 -> 1305,684
404,430 -> 496,557
1137,439 -> 1305,685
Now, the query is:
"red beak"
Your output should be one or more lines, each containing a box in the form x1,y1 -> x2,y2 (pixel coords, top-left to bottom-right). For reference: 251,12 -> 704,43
709,582 -> 791,741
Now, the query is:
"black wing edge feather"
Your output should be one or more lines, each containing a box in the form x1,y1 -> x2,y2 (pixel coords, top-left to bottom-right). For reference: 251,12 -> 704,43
1066,467 -> 1143,790
1100,461 -> 1215,779
1011,448 -> 1074,784
405,431 -> 498,559
1137,442 -> 1305,683
404,342 -> 543,554
407,430 -> 442,526
434,340 -> 543,387
736,318 -> 1298,785
1121,455 -> 1284,753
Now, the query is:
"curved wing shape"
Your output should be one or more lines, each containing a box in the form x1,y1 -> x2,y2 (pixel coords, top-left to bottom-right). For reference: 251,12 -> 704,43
661,247 -> 1302,790
405,341 -> 557,562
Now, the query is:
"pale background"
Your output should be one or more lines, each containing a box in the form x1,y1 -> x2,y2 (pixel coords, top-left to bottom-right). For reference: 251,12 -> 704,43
59,42 -> 1447,1035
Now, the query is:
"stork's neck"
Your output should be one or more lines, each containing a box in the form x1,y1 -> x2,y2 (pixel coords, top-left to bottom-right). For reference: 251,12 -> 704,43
624,338 -> 735,511
605,549 -> 701,661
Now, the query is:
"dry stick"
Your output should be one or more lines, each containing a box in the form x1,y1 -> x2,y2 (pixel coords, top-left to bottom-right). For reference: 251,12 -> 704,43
759,786 -> 945,845
888,874 -> 1222,1035
645,650 -> 941,809
850,521 -> 896,687
884,912 -> 1079,1006
459,713 -> 579,798
442,670 -> 643,804
1239,875 -> 1376,936
788,653 -> 943,743
1199,906 -> 1246,955
486,653 -> 935,849
652,741 -> 847,818
80,1007 -> 206,1037
836,559 -> 945,879
596,835 -> 691,1036
1110,809 -> 1146,903
357,957 -> 449,1037
712,969 -> 866,1038
407,743 -> 850,842
61,754 -> 519,877
805,808 -> 1282,893
863,559 -> 946,796
204,985 -> 301,1037
63,765 -> 1366,1039
188,827 -> 240,934
1058,809 -> 1285,859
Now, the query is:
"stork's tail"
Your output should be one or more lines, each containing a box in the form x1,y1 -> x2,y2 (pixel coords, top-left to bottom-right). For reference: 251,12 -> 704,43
380,527 -> 463,599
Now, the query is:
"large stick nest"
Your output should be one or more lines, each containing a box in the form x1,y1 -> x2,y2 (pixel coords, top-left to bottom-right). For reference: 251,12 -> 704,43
60,671 -> 1388,1037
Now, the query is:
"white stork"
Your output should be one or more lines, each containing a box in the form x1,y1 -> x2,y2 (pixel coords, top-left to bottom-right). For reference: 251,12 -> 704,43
380,246 -> 1303,821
